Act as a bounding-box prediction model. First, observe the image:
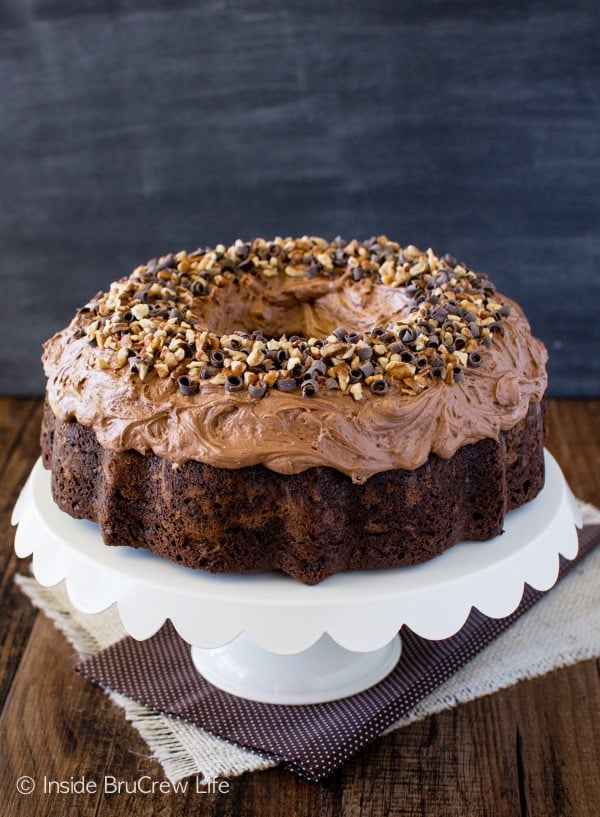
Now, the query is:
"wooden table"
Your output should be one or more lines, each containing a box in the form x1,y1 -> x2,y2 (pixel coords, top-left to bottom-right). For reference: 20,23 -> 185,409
1,397 -> 598,816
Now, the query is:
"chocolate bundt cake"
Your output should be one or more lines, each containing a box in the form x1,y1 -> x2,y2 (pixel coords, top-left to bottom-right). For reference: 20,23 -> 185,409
41,236 -> 548,584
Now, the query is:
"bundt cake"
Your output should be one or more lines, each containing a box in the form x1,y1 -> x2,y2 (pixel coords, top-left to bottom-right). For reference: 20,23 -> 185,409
41,236 -> 548,583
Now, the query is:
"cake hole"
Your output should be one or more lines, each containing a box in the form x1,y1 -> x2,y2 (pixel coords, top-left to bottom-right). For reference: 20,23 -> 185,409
194,275 -> 411,340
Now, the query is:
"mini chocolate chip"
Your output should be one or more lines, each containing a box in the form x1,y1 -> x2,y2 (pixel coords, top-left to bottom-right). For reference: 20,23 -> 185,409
225,374 -> 243,392
237,257 -> 255,271
389,341 -> 405,354
400,351 -> 415,364
359,361 -> 375,377
307,360 -> 326,377
301,380 -> 319,398
325,377 -> 340,390
156,254 -> 176,271
370,379 -> 389,395
499,303 -> 510,317
400,328 -> 417,344
268,348 -> 289,364
349,368 -> 362,384
248,381 -> 267,399
332,326 -> 347,341
177,375 -> 199,396
234,243 -> 250,258
356,346 -> 373,361
210,350 -> 225,367
275,377 -> 297,392
416,356 -> 428,370
489,321 -> 505,336
452,366 -> 464,383
344,331 -> 360,343
468,352 -> 483,368
454,336 -> 467,351
431,367 -> 444,378
224,336 -> 243,351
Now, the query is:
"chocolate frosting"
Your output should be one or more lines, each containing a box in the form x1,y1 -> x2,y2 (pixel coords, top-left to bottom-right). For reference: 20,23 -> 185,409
43,271 -> 547,483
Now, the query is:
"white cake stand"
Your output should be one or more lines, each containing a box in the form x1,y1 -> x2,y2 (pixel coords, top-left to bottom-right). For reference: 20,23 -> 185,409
12,451 -> 580,705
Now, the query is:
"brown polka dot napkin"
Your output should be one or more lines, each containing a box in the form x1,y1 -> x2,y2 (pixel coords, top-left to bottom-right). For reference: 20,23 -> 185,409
77,526 -> 599,781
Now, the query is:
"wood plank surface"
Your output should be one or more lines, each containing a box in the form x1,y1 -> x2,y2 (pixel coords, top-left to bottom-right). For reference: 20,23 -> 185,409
0,397 -> 598,817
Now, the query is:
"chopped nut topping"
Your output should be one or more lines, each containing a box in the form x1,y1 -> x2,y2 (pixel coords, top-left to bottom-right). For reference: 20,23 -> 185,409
76,236 -> 510,399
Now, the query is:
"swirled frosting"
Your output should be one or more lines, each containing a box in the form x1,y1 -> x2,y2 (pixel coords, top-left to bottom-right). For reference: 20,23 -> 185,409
43,238 -> 547,483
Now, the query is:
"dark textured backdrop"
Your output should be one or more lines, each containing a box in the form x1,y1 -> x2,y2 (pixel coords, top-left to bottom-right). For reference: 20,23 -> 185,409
0,0 -> 598,396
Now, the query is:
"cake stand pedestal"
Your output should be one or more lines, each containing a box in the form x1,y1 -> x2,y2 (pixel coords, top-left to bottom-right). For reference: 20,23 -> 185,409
12,451 -> 580,705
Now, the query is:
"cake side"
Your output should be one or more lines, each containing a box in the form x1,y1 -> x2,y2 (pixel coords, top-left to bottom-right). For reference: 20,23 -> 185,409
41,399 -> 546,585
